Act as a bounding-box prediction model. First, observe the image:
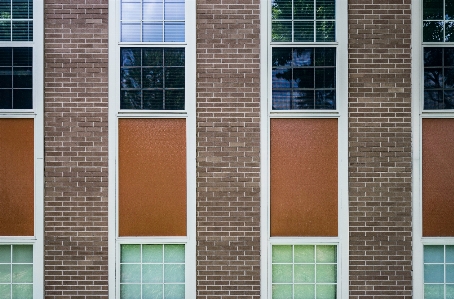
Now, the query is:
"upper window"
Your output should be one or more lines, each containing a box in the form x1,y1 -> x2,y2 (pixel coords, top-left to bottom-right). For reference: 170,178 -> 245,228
423,0 -> 454,42
271,0 -> 336,111
0,0 -> 33,42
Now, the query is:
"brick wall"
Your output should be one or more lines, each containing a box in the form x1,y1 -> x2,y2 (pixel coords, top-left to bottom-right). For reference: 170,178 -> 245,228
348,1 -> 413,297
44,2 -> 109,298
196,0 -> 261,297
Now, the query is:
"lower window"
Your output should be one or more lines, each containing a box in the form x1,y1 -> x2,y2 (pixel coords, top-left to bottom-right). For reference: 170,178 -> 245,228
120,244 -> 185,299
0,244 -> 33,299
271,244 -> 337,299
424,245 -> 454,299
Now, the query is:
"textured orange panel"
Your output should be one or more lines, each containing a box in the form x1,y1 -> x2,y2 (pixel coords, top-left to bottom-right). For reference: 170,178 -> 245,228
270,118 -> 338,237
0,119 -> 34,236
422,118 -> 454,237
119,118 -> 186,236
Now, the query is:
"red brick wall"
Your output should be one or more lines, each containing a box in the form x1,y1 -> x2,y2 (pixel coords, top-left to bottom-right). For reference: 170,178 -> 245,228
348,1 -> 413,297
196,0 -> 261,297
44,2 -> 109,297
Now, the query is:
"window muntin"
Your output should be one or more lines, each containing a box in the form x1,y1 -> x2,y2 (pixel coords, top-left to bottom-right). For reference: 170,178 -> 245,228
272,245 -> 337,298
120,244 -> 185,298
272,47 -> 335,110
424,245 -> 454,299
0,245 -> 33,299
0,47 -> 32,109
120,47 -> 185,110
120,0 -> 185,43
0,0 -> 33,42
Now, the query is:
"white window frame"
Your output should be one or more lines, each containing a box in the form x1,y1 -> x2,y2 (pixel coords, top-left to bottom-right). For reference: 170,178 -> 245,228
0,0 -> 44,297
108,0 -> 196,298
260,0 -> 348,298
412,1 -> 454,298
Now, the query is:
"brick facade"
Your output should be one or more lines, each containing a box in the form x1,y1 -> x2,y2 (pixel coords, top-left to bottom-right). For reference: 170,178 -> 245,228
348,1 -> 413,297
44,1 -> 109,297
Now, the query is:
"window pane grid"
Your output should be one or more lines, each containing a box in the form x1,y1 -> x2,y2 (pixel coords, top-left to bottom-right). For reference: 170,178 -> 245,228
271,0 -> 335,43
120,244 -> 185,299
424,245 -> 454,299
121,0 -> 185,42
423,0 -> 454,42
271,245 -> 337,299
0,245 -> 33,299
0,0 -> 33,41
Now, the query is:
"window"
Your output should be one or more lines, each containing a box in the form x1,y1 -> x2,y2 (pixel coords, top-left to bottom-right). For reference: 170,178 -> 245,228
424,245 -> 454,299
110,0 -> 196,297
263,0 -> 347,298
0,0 -> 43,298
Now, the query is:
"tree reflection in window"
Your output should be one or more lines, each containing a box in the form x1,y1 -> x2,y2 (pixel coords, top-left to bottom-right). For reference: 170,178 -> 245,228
120,47 -> 185,110
272,47 -> 335,110
424,47 -> 454,109
423,0 -> 454,42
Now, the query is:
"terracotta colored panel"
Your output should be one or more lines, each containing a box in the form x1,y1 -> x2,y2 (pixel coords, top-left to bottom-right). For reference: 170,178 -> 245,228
0,119 -> 34,236
422,118 -> 454,236
270,118 -> 338,237
119,118 -> 186,236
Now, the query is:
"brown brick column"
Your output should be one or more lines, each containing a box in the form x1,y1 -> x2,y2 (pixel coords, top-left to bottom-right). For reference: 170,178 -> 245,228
196,0 -> 261,297
348,1 -> 413,298
44,2 -> 109,297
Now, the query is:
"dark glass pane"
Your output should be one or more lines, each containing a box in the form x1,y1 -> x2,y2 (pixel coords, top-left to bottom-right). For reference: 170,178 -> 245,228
272,69 -> 291,88
424,68 -> 443,88
423,0 -> 443,19
142,67 -> 163,88
316,21 -> 335,42
294,21 -> 314,42
423,21 -> 444,42
272,90 -> 291,110
293,48 -> 313,66
293,68 -> 314,88
445,68 -> 454,88
424,47 -> 443,66
143,90 -> 164,109
315,68 -> 335,88
294,0 -> 313,20
315,47 -> 336,66
165,67 -> 184,88
424,90 -> 443,109
164,48 -> 184,66
121,48 -> 141,67
143,48 -> 163,66
12,21 -> 32,41
272,48 -> 292,67
316,0 -> 335,20
165,90 -> 185,110
13,48 -> 32,66
0,89 -> 12,108
446,48 -> 454,65
0,20 -> 11,40
272,21 -> 292,42
294,90 -> 314,109
0,48 -> 11,66
446,21 -> 454,42
271,0 -> 292,20
121,68 -> 142,89
12,89 -> 32,109
444,90 -> 454,108
448,0 -> 454,20
120,90 -> 142,109
315,90 -> 335,109
0,67 -> 12,87
12,0 -> 32,18
13,67 -> 32,88
0,1 -> 11,16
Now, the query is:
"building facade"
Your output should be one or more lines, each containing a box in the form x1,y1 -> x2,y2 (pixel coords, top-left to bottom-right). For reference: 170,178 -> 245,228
0,0 -> 452,298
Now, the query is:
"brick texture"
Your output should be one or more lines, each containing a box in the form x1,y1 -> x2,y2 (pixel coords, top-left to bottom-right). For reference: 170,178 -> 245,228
44,2 -> 109,298
196,0 -> 261,297
348,1 -> 413,298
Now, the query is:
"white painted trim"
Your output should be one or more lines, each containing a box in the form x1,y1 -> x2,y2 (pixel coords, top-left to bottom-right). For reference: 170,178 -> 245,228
108,0 -> 197,297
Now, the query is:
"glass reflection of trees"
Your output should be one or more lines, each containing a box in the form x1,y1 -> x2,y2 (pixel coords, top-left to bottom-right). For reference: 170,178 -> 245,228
272,47 -> 336,110
424,47 -> 454,109
120,47 -> 185,110
423,0 -> 454,42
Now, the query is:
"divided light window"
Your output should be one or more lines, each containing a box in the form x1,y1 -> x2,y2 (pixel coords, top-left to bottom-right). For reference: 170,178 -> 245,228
271,0 -> 336,110
423,0 -> 454,109
120,0 -> 185,111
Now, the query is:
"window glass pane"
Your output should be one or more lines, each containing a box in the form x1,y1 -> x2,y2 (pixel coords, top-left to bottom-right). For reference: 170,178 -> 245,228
272,284 -> 293,299
143,23 -> 163,42
424,21 -> 444,42
12,284 -> 33,299
164,244 -> 185,263
142,245 -> 163,263
142,264 -> 163,283
316,284 -> 336,298
271,0 -> 292,20
121,23 -> 141,42
120,284 -> 141,299
316,245 -> 336,263
446,246 -> 454,263
446,21 -> 454,41
316,21 -> 335,42
142,284 -> 163,298
294,284 -> 315,299
272,245 -> 293,263
272,21 -> 292,42
272,264 -> 293,283
164,284 -> 185,298
164,22 -> 184,42
121,2 -> 141,20
294,264 -> 315,283
316,0 -> 335,19
121,244 -> 141,263
447,1 -> 454,20
0,245 -> 11,263
424,0 -> 444,20
425,284 -> 444,299
294,245 -> 315,263
143,2 -> 163,21
0,264 -> 11,283
425,245 -> 445,263
12,245 -> 32,263
294,0 -> 313,20
164,1 -> 184,20
424,47 -> 454,109
294,21 -> 314,42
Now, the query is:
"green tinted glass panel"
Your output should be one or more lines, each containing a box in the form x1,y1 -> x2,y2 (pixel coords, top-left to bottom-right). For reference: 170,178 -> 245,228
425,264 -> 444,283
316,284 -> 336,299
316,264 -> 336,283
120,264 -> 141,283
164,284 -> 185,298
425,284 -> 444,299
0,284 -> 10,299
272,284 -> 293,299
142,264 -> 163,284
12,245 -> 32,263
164,264 -> 185,283
142,245 -> 163,263
273,245 -> 293,263
447,264 -> 454,283
447,246 -> 454,263
0,246 -> 11,263
11,284 -> 32,299
121,245 -> 141,263
316,245 -> 336,263
120,284 -> 141,299
272,264 -> 293,283
425,245 -> 444,263
142,284 -> 163,299
294,245 -> 315,263
447,284 -> 454,299
294,284 -> 315,299
0,264 -> 11,283
12,264 -> 32,283
164,245 -> 185,263
294,264 -> 315,283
